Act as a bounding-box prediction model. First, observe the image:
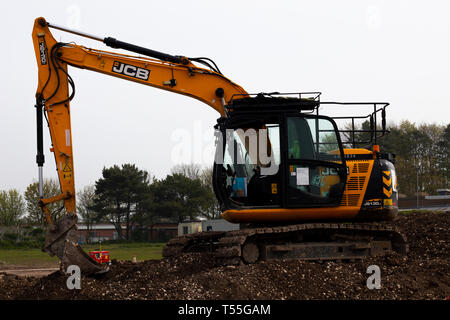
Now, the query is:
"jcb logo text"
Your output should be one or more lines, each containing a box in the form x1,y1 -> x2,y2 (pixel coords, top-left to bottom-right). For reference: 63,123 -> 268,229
112,61 -> 150,80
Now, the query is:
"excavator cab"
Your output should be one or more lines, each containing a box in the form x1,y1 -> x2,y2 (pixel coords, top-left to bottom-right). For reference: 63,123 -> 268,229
213,93 -> 348,215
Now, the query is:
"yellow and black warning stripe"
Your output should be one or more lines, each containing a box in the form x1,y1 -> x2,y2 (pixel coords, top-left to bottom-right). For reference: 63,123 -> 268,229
382,171 -> 393,205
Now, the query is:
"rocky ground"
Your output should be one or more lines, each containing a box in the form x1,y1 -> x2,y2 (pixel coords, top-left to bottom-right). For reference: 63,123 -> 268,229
0,211 -> 448,300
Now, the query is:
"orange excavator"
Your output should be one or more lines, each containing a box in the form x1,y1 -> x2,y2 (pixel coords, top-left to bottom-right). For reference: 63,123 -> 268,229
32,17 -> 407,274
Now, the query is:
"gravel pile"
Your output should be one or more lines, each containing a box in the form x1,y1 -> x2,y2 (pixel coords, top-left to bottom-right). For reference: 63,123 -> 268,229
0,211 -> 448,300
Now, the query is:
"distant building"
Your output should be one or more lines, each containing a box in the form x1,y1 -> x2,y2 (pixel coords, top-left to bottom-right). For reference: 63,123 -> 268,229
148,223 -> 178,242
178,220 -> 202,236
436,189 -> 450,195
399,188 -> 450,209
177,219 -> 239,236
77,222 -> 178,243
77,223 -> 121,243
425,188 -> 450,201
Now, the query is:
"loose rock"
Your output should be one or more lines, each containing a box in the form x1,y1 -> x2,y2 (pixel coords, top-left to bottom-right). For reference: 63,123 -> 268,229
0,211 -> 448,300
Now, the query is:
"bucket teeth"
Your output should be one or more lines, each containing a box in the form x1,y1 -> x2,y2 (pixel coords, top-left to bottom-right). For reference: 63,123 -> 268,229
43,214 -> 108,275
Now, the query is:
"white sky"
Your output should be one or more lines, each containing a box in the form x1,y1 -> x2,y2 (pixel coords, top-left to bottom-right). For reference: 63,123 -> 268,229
1,0 -> 449,194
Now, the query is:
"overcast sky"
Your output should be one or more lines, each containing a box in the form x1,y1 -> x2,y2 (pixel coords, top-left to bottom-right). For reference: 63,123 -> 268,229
1,0 -> 449,195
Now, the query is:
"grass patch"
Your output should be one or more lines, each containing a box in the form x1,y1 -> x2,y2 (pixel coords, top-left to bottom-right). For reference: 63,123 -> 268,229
82,242 -> 165,261
0,248 -> 59,268
0,242 -> 165,268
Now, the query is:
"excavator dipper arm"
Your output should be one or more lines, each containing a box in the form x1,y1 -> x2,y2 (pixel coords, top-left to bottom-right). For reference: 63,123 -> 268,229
32,17 -> 247,274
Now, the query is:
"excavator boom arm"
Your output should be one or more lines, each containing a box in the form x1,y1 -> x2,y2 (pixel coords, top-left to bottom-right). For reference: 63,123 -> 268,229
31,17 -> 247,274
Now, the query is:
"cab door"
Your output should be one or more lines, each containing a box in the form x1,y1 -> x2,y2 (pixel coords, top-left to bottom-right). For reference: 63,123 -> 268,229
283,115 -> 347,207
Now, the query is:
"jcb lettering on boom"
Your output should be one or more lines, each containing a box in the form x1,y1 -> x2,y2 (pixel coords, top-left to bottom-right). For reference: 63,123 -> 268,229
112,61 -> 150,80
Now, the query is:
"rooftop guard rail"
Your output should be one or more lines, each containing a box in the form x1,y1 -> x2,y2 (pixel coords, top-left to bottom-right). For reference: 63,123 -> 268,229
229,92 -> 390,149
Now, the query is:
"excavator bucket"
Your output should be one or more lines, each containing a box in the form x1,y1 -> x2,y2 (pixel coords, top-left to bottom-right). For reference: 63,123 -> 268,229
42,213 -> 108,275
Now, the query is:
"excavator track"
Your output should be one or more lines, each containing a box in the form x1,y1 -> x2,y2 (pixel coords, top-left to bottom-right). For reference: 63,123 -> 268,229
163,223 -> 408,266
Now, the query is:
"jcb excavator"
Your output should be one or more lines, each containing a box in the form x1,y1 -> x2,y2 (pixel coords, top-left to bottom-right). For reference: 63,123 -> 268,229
32,17 -> 407,274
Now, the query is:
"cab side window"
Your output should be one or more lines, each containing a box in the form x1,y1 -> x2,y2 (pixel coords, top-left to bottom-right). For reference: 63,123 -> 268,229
287,117 -> 315,160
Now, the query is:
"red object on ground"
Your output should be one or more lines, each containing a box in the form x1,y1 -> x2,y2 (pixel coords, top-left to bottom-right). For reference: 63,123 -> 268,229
89,251 -> 110,264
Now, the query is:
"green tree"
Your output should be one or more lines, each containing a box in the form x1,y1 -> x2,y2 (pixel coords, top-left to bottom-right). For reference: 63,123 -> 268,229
341,120 -> 449,197
341,120 -> 373,149
93,164 -> 151,240
0,189 -> 26,226
417,123 -> 445,194
171,163 -> 202,180
199,166 -> 222,219
380,121 -> 448,196
171,164 -> 221,219
24,179 -> 63,226
151,173 -> 211,222
77,185 -> 98,243
381,121 -> 420,196
436,123 -> 450,186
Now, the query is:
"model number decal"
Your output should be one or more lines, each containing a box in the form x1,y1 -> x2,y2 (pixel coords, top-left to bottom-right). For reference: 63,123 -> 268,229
363,199 -> 382,207
112,61 -> 150,80
39,40 -> 47,65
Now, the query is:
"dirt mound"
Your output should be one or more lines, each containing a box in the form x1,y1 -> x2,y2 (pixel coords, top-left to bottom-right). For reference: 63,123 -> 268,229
1,211 -> 448,300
